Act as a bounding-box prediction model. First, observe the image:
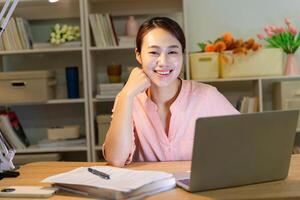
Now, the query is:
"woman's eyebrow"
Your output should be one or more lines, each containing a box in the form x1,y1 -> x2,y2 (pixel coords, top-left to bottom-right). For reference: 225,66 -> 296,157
148,45 -> 179,49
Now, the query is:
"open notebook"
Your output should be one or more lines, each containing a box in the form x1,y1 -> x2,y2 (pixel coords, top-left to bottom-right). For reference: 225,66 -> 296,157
42,166 -> 176,200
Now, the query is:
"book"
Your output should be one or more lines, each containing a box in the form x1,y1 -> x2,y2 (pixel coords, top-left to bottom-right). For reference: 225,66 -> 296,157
0,115 -> 26,149
10,17 -> 23,50
89,14 -> 104,47
21,17 -> 34,49
89,13 -> 118,47
108,14 -> 118,46
0,110 -> 30,147
15,17 -> 28,49
238,96 -> 258,113
42,166 -> 176,200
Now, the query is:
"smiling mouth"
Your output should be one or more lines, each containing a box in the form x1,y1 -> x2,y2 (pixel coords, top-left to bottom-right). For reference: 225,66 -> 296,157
154,69 -> 173,75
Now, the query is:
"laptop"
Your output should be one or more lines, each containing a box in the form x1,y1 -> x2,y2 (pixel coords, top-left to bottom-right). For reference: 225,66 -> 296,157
176,110 -> 299,192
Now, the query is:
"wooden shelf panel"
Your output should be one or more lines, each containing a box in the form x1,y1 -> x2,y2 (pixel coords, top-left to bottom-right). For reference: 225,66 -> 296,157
1,98 -> 85,106
197,75 -> 300,83
16,145 -> 88,154
93,96 -> 116,102
89,46 -> 134,51
47,98 -> 86,104
0,47 -> 83,55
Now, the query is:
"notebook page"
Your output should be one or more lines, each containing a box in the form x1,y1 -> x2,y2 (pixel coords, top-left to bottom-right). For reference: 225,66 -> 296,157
42,166 -> 173,192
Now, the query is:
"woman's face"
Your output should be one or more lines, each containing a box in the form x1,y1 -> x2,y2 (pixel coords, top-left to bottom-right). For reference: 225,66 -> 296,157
136,28 -> 183,87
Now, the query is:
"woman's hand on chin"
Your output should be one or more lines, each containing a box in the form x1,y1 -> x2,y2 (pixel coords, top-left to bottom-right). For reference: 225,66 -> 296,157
122,67 -> 151,98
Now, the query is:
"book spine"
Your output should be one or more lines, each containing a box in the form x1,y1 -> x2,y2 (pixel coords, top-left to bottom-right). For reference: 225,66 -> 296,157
96,13 -> 107,47
12,17 -> 24,50
89,14 -> 102,47
0,115 -> 26,149
6,111 -> 30,147
22,18 -> 33,49
107,14 -> 118,46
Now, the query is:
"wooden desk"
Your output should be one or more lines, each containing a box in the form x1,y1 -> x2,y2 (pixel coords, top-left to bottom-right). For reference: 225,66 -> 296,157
1,154 -> 300,200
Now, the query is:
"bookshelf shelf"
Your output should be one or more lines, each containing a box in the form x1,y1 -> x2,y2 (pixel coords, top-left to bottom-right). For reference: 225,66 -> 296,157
16,145 -> 88,154
196,75 -> 300,83
1,99 -> 85,106
0,47 -> 83,55
89,46 -> 135,51
47,98 -> 86,104
93,96 -> 116,102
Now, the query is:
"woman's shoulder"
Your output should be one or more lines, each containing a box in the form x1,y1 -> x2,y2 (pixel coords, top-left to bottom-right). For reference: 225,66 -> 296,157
182,79 -> 217,95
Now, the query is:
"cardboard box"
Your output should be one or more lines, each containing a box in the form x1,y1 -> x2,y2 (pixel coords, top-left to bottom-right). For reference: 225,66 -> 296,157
47,125 -> 80,140
274,80 -> 300,129
274,80 -> 300,109
220,48 -> 284,78
189,52 -> 219,80
0,70 -> 56,104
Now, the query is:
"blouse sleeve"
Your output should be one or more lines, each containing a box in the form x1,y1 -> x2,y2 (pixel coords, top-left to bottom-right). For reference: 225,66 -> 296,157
101,94 -> 136,165
207,87 -> 240,116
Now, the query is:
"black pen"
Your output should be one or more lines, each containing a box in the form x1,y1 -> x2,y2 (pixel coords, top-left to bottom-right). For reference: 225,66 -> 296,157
88,168 -> 110,180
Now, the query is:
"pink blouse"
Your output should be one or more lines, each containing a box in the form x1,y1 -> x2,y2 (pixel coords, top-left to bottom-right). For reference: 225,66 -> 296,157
103,80 -> 239,163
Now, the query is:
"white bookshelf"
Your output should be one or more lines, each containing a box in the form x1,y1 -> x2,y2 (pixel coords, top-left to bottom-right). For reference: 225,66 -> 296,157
0,0 -> 92,163
1,0 -> 299,164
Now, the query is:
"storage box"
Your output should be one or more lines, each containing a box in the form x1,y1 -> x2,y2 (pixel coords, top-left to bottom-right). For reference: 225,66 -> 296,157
47,125 -> 80,140
96,115 -> 111,146
274,80 -> 300,129
220,48 -> 284,78
274,80 -> 300,108
189,52 -> 219,80
0,70 -> 56,104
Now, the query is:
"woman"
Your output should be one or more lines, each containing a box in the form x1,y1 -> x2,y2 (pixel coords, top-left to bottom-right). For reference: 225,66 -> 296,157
103,17 -> 239,167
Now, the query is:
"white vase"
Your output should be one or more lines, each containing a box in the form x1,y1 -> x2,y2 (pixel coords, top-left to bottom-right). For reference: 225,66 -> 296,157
125,16 -> 139,37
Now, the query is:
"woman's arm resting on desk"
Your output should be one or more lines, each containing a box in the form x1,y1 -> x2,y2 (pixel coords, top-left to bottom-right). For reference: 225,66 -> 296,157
103,68 -> 150,167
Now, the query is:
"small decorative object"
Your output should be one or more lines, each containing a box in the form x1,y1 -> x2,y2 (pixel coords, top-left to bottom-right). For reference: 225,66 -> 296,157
199,32 -> 261,55
285,54 -> 298,75
50,24 -> 81,45
125,16 -> 139,37
65,66 -> 79,98
195,33 -> 262,79
107,64 -> 122,83
257,17 -> 300,76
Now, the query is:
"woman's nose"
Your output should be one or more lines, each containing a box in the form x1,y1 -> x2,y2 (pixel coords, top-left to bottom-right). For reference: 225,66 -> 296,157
157,53 -> 168,67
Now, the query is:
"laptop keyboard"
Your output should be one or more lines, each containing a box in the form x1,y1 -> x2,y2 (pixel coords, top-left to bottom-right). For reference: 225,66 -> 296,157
178,178 -> 190,185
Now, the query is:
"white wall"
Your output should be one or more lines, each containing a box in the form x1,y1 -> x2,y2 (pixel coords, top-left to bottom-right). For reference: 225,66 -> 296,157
184,0 -> 300,58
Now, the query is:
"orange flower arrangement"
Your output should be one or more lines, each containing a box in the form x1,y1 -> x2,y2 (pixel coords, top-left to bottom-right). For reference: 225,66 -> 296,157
199,32 -> 261,54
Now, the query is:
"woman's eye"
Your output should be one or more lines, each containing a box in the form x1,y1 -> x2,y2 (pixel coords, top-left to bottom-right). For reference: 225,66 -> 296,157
149,51 -> 159,55
169,51 -> 178,54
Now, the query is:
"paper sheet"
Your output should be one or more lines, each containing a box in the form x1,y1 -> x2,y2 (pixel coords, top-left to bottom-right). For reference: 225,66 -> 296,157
42,166 -> 173,192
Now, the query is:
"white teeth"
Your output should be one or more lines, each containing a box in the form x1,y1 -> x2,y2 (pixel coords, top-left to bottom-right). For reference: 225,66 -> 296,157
155,70 -> 172,75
